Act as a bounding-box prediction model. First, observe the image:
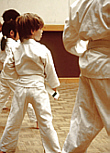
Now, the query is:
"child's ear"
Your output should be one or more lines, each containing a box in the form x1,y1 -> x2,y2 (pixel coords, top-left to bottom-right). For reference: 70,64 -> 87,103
31,30 -> 34,35
10,30 -> 15,38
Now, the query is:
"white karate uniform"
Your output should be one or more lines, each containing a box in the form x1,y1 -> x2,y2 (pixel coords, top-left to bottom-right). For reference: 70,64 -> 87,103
0,39 -> 61,153
0,38 -> 37,123
62,0 -> 110,153
0,32 -> 5,71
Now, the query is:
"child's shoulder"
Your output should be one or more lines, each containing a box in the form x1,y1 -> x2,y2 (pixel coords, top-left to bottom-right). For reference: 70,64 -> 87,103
7,38 -> 18,46
30,39 -> 50,53
6,38 -> 20,52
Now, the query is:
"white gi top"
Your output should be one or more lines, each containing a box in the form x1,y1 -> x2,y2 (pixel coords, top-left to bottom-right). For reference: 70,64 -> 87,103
0,32 -> 2,38
0,32 -> 6,64
1,38 -> 18,80
63,0 -> 110,79
13,39 -> 60,88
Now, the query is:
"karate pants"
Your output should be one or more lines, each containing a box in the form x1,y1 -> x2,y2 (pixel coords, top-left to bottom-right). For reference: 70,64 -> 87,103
0,78 -> 37,122
62,76 -> 110,153
0,82 -> 61,153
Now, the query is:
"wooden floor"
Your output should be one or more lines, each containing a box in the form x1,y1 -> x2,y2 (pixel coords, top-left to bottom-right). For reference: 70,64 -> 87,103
0,78 -> 110,153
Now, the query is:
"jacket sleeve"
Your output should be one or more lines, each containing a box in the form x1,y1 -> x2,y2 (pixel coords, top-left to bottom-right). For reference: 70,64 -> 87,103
44,47 -> 60,88
63,0 -> 92,56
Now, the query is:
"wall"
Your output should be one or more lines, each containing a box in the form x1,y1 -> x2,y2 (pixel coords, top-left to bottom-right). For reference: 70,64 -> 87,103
0,0 -> 75,24
40,31 -> 80,78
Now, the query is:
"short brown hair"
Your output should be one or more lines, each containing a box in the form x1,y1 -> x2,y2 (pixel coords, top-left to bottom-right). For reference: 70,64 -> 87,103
16,13 -> 44,42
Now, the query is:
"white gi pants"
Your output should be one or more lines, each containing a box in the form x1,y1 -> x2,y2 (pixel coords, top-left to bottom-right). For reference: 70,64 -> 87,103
0,78 -> 37,122
62,76 -> 110,153
0,82 -> 61,153
0,78 -> 17,113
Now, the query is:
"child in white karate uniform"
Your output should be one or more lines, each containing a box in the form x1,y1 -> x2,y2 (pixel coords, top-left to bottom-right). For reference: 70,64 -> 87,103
0,13 -> 61,153
62,0 -> 110,153
0,9 -> 39,128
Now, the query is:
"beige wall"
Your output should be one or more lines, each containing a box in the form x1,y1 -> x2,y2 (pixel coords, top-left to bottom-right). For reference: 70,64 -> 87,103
0,0 -> 75,24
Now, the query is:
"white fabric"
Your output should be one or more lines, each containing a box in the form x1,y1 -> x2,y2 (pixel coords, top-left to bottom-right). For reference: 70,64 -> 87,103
0,85 -> 61,152
0,32 -> 4,70
45,83 -> 60,100
63,0 -> 110,79
0,51 -> 6,64
0,38 -> 61,152
74,40 -> 88,56
62,0 -> 110,152
0,85 -> 61,153
0,38 -> 37,122
0,32 -> 2,39
0,78 -> 37,121
62,76 -> 110,152
2,100 -> 8,109
0,78 -> 16,113
1,38 -> 19,80
27,103 -> 37,122
13,39 -> 60,88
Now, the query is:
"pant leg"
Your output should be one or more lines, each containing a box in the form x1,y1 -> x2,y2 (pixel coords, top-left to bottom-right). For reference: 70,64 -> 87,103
6,79 -> 37,123
89,78 -> 110,135
27,103 -> 37,122
0,86 -> 28,153
27,83 -> 61,153
2,99 -> 9,109
62,76 -> 103,153
0,83 -> 61,153
0,79 -> 11,113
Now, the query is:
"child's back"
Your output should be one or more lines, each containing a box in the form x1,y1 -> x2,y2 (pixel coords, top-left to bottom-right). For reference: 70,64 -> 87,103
14,38 -> 60,88
1,38 -> 18,81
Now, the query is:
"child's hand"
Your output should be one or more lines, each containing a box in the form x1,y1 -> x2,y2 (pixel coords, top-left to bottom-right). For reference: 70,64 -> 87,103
45,85 -> 60,100
52,90 -> 60,100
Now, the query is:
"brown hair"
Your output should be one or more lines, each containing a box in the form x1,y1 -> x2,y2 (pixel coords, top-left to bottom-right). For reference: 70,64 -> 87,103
2,9 -> 20,22
16,13 -> 44,42
0,22 -> 2,32
1,9 -> 20,51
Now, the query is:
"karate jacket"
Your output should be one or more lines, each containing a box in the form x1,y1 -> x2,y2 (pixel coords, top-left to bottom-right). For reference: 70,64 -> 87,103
63,0 -> 110,79
13,39 -> 60,88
